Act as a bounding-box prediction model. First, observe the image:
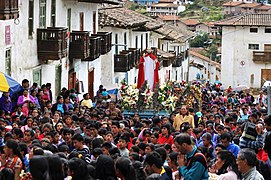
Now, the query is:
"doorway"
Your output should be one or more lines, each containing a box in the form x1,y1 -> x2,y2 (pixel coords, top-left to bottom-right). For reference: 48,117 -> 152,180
55,65 -> 62,98
88,69 -> 94,100
80,12 -> 84,31
68,69 -> 76,90
261,69 -> 271,86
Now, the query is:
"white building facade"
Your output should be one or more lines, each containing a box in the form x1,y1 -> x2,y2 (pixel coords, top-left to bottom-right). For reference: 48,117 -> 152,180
217,14 -> 271,89
0,0 -> 119,100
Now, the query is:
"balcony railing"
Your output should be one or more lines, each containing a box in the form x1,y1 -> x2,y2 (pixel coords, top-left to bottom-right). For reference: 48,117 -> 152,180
37,27 -> 68,61
172,53 -> 184,67
78,0 -> 120,4
114,54 -> 129,72
91,32 -> 112,55
69,31 -> 90,59
0,0 -> 19,20
253,51 -> 271,63
83,36 -> 101,61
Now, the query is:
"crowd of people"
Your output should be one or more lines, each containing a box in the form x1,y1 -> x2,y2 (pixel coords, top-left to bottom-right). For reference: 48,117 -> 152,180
0,79 -> 270,180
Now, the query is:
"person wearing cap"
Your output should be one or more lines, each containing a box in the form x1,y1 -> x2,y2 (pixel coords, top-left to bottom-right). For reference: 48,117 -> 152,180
174,105 -> 194,131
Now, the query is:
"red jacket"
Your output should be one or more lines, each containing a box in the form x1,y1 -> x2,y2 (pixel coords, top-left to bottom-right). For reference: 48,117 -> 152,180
158,134 -> 174,145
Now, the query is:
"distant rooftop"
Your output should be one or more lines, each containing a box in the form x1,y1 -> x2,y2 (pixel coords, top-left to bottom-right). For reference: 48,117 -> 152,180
215,14 -> 271,26
223,1 -> 244,7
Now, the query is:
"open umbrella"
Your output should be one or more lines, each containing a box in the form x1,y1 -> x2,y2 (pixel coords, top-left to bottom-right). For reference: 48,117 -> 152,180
0,72 -> 23,95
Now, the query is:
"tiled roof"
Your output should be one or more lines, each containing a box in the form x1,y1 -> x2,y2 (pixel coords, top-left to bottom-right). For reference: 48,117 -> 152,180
189,50 -> 221,68
239,3 -> 261,8
154,24 -> 195,43
215,14 -> 271,26
152,3 -> 179,7
180,19 -> 200,26
99,6 -> 163,30
256,5 -> 271,10
99,7 -> 195,42
223,1 -> 244,7
158,15 -> 180,21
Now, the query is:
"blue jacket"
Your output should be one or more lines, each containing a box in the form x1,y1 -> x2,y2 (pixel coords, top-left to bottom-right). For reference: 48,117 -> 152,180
227,143 -> 240,157
178,146 -> 209,180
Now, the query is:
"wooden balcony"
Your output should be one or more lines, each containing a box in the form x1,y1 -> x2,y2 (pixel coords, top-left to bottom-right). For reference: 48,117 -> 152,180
37,27 -> 68,61
83,36 -> 101,61
172,53 -> 184,67
128,48 -> 141,67
69,31 -> 90,59
78,0 -> 120,4
92,32 -> 112,55
253,51 -> 271,63
0,0 -> 19,20
120,51 -> 133,70
114,54 -> 129,72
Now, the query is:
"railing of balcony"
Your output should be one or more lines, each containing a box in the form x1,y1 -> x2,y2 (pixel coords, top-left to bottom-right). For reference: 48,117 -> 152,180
0,0 -> 19,20
37,27 -> 68,61
253,51 -> 271,63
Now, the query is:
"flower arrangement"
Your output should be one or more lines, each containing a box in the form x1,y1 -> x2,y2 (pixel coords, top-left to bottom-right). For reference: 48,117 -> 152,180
119,79 -> 202,112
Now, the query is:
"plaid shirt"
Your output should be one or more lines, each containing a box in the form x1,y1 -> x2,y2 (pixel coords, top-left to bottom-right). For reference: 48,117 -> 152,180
239,134 -> 264,150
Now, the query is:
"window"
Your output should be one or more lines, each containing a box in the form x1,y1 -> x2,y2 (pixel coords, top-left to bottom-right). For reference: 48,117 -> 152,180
5,49 -> 11,76
141,34 -> 143,50
124,32 -> 127,50
67,8 -> 71,31
28,0 -> 34,38
145,33 -> 148,48
115,33 -> 118,54
93,12 -> 96,34
50,0 -> 56,27
250,28 -> 258,33
39,0 -> 46,28
248,44 -> 259,50
135,36 -> 138,49
265,28 -> 271,33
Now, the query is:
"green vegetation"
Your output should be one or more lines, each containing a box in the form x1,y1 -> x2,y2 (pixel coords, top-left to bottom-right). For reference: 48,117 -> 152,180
179,0 -> 226,22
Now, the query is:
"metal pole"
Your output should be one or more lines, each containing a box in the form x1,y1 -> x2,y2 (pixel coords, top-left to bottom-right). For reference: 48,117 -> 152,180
268,86 -> 271,115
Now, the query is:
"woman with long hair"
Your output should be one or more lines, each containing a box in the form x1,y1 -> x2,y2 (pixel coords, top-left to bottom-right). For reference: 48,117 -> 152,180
68,157 -> 89,180
0,139 -> 25,180
29,156 -> 49,180
212,150 -> 240,179
46,155 -> 65,180
95,155 -> 117,180
115,157 -> 136,180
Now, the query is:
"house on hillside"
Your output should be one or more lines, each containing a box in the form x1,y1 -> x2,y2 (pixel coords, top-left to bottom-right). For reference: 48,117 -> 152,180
149,1 -> 185,16
0,0 -> 120,100
188,50 -> 221,82
223,1 -> 244,15
216,14 -> 271,89
239,3 -> 261,13
255,5 -> 271,13
99,6 -> 194,85
179,19 -> 200,32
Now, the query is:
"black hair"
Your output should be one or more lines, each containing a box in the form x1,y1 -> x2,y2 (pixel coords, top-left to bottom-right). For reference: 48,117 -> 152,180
217,150 -> 241,178
220,132 -> 232,142
29,156 -> 49,180
116,157 -> 136,180
68,158 -> 90,180
174,133 -> 192,145
46,155 -> 65,180
168,152 -> 178,167
132,161 -> 146,180
58,144 -> 69,153
5,139 -> 25,170
0,168 -> 14,180
101,142 -> 112,150
145,152 -> 163,169
72,133 -> 84,142
19,142 -> 28,156
146,143 -> 155,151
22,79 -> 29,85
264,115 -> 271,126
95,155 -> 117,180
13,128 -> 24,138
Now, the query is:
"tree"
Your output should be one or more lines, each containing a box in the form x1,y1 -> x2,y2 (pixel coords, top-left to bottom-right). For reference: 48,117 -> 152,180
207,44 -> 218,61
189,33 -> 209,47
